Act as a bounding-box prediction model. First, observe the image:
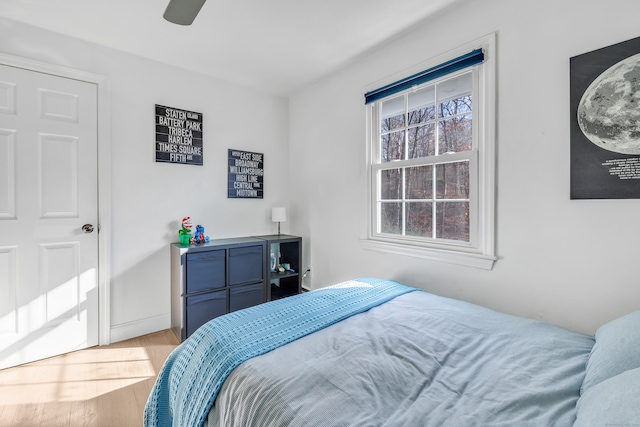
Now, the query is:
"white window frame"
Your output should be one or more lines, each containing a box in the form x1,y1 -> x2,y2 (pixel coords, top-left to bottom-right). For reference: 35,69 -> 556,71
362,34 -> 496,270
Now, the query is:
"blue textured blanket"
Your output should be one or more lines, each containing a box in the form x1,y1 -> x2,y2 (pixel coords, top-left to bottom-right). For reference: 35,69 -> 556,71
144,278 -> 416,427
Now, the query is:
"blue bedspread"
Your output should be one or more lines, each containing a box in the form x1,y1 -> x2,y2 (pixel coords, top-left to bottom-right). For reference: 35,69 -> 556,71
206,285 -> 596,427
144,278 -> 416,427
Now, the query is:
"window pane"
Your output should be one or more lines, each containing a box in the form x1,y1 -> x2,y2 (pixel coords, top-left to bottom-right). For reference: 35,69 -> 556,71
405,165 -> 433,199
381,131 -> 405,162
381,96 -> 405,132
380,169 -> 402,200
380,202 -> 402,235
437,73 -> 472,118
438,114 -> 472,153
436,162 -> 470,199
408,86 -> 435,125
435,202 -> 469,241
381,114 -> 405,133
438,95 -> 473,118
408,124 -> 436,159
406,202 -> 432,238
408,106 -> 436,126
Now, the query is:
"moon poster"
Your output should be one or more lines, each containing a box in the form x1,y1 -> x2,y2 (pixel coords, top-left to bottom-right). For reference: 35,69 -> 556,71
570,36 -> 640,199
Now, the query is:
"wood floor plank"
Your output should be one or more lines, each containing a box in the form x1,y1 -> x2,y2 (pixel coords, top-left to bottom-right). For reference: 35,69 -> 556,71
0,329 -> 178,427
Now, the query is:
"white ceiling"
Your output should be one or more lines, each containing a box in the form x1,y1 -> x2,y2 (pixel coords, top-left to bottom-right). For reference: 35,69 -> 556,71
0,0 -> 462,96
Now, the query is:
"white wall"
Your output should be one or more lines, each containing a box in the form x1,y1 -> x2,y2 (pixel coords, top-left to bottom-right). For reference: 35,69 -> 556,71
289,0 -> 640,334
3,0 -> 639,340
0,19 -> 290,342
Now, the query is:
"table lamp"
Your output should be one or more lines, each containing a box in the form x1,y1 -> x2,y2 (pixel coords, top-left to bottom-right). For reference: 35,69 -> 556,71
271,207 -> 287,235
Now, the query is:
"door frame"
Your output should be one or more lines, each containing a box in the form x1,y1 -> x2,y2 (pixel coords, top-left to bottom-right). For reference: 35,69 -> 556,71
0,52 -> 112,345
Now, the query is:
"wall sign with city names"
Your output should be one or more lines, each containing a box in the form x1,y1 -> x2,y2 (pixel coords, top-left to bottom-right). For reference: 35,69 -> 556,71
155,104 -> 203,165
228,149 -> 264,199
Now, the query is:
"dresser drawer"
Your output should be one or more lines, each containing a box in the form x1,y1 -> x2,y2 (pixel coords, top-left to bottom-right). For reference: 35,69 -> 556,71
229,245 -> 264,286
185,289 -> 227,337
229,282 -> 265,312
186,250 -> 226,294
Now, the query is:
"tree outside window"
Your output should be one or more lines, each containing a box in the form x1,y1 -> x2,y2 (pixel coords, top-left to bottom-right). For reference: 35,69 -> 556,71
375,71 -> 474,243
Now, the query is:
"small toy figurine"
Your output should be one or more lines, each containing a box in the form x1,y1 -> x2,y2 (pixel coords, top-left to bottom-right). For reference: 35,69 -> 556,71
193,224 -> 210,244
178,217 -> 193,245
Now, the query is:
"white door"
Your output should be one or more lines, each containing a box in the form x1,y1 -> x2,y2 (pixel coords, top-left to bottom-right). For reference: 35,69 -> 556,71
0,63 -> 99,370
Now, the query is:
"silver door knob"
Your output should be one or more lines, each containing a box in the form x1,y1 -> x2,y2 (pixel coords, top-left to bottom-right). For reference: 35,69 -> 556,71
82,224 -> 94,234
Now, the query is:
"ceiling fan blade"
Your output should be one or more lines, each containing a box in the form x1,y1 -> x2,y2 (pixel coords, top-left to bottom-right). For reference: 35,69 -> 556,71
163,0 -> 207,25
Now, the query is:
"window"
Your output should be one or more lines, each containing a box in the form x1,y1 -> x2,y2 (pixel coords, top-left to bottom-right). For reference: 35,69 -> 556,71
363,36 -> 496,269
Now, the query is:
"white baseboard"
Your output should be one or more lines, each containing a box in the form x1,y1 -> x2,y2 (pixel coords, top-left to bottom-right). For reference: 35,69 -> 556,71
109,313 -> 171,344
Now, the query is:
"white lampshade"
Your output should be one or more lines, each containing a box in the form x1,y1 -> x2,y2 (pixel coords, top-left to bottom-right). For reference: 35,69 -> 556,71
271,207 -> 287,223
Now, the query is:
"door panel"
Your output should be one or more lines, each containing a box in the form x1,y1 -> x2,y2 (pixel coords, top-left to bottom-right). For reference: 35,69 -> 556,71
0,129 -> 16,219
0,246 -> 17,334
41,242 -> 80,324
40,133 -> 79,218
0,63 -> 98,369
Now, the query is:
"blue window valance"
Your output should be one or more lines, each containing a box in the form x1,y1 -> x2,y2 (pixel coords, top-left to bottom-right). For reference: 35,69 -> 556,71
364,49 -> 484,104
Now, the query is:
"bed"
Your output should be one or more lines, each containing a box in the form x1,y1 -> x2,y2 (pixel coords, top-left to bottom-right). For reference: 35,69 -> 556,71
144,278 -> 640,427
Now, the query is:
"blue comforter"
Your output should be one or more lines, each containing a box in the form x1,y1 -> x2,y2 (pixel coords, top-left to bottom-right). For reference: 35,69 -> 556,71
206,283 -> 596,427
144,278 -> 416,427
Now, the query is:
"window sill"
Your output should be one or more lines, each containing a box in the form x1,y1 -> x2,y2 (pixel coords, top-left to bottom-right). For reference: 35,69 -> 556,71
360,238 -> 497,270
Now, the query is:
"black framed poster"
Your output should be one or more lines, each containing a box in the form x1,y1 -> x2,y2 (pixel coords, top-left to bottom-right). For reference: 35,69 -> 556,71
155,104 -> 203,165
570,36 -> 640,199
228,149 -> 264,198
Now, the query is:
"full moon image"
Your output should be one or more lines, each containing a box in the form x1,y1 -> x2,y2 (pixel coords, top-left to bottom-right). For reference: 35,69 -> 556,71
577,53 -> 640,155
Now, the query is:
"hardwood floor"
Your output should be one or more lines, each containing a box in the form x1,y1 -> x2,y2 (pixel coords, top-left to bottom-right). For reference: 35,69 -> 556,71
0,329 -> 179,427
